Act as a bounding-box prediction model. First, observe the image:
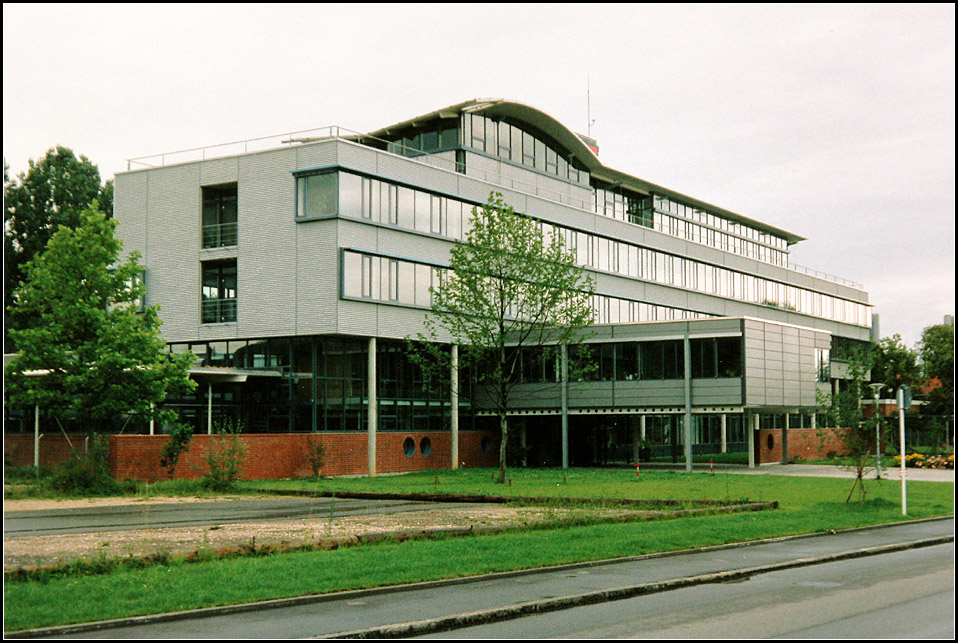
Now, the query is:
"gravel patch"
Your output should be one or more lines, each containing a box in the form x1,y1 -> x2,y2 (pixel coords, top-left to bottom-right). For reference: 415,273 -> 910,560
3,497 -> 616,569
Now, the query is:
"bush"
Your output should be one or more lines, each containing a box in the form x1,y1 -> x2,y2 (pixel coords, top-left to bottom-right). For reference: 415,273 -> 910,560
50,435 -> 126,495
200,423 -> 247,491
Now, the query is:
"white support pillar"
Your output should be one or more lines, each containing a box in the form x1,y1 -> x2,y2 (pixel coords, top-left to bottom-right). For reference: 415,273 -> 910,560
367,337 -> 377,477
748,412 -> 758,468
149,402 -> 155,436
640,414 -> 647,441
450,344 -> 459,470
683,333 -> 693,472
720,413 -> 727,454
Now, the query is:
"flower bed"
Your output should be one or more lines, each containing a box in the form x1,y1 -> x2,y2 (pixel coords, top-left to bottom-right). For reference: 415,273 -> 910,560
893,452 -> 954,469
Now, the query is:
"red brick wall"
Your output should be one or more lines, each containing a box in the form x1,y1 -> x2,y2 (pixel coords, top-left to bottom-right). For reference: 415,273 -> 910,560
109,431 -> 499,482
4,434 -> 89,468
757,428 -> 849,464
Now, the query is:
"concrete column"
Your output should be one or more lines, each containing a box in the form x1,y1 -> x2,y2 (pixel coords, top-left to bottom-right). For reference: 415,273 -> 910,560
561,344 -> 569,470
631,417 -> 639,463
748,412 -> 757,468
367,337 -> 377,477
782,412 -> 790,465
450,344 -> 459,470
640,414 -> 646,441
810,412 -> 817,429
520,419 -> 527,467
149,402 -> 155,436
720,413 -> 727,454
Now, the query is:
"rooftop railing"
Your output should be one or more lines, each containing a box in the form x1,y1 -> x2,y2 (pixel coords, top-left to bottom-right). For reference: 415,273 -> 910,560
785,262 -> 864,290
126,126 -> 359,170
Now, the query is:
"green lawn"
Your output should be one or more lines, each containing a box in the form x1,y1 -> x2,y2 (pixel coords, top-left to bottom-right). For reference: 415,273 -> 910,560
4,468 -> 954,633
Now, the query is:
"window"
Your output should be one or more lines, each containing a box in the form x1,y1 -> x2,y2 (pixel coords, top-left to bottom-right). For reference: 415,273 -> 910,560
816,348 -> 830,382
201,260 -> 237,323
296,172 -> 337,219
202,184 -> 237,248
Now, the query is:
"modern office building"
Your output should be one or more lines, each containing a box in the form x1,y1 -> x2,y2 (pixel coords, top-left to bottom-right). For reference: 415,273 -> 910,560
112,99 -> 873,473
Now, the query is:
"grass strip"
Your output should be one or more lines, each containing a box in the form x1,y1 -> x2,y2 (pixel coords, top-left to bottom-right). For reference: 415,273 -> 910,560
4,469 -> 953,633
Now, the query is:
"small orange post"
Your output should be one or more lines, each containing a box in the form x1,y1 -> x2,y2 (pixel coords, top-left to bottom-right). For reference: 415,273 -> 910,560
636,461 -> 640,477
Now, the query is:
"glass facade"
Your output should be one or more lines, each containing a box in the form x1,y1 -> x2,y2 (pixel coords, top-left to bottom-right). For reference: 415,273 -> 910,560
341,249 -> 712,324
460,113 -> 589,185
300,169 -> 869,327
167,337 -> 468,434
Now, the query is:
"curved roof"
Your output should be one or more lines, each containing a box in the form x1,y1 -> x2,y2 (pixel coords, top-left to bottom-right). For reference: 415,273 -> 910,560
365,99 -> 805,244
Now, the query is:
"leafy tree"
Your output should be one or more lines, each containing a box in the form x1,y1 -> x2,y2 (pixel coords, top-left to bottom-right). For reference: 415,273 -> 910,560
869,333 -> 920,393
817,349 -> 877,502
4,147 -> 113,349
918,324 -> 954,417
413,192 -> 595,483
4,204 -> 195,432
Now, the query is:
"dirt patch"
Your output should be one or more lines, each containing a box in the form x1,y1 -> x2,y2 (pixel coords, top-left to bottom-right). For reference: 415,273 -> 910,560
3,496 -> 621,570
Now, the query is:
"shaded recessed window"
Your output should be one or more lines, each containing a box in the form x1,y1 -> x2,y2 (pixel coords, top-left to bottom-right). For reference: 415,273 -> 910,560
201,260 -> 237,324
202,184 -> 237,248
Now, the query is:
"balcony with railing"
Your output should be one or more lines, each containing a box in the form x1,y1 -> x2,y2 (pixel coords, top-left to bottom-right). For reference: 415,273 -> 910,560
201,298 -> 237,324
202,222 -> 238,249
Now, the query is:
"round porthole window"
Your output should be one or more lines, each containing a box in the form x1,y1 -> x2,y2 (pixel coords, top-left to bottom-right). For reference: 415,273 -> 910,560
419,437 -> 432,457
767,434 -> 775,450
403,437 -> 415,458
480,436 -> 492,454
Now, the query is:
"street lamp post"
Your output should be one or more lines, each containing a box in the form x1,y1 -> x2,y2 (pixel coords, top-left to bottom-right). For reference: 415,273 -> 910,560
868,383 -> 885,479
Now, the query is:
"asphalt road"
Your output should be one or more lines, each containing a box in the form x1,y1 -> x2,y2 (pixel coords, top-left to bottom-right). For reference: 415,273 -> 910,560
3,497 -> 478,537
428,542 -> 955,639
32,517 -> 954,639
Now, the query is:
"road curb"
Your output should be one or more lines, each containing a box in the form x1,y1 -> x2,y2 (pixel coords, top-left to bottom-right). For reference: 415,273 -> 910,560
324,534 -> 956,639
5,516 -> 953,639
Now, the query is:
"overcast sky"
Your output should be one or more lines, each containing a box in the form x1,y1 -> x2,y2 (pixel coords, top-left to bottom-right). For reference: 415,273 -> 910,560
3,4 -> 954,347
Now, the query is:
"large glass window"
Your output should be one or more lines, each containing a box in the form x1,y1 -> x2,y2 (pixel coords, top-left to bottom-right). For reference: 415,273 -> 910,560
691,337 -> 743,379
201,260 -> 237,323
202,184 -> 237,248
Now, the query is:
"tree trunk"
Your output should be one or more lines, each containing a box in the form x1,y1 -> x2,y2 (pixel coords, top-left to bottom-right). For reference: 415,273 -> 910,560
498,412 -> 508,484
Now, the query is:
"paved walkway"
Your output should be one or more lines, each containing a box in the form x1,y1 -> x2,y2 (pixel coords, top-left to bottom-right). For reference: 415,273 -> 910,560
732,462 -> 954,483
641,461 -> 954,483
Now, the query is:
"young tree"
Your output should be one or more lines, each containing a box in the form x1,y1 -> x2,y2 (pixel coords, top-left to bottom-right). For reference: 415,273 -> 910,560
870,334 -> 920,393
817,349 -> 876,502
4,147 -> 114,349
4,204 -> 194,432
414,192 -> 595,483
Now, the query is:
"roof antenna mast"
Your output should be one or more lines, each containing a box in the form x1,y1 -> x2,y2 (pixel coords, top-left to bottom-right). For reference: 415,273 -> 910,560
587,75 -> 596,137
